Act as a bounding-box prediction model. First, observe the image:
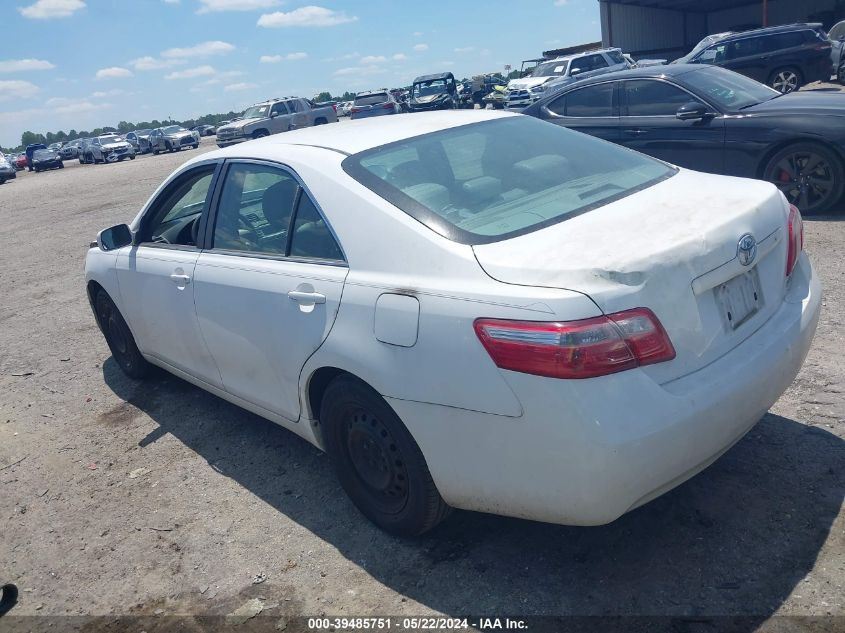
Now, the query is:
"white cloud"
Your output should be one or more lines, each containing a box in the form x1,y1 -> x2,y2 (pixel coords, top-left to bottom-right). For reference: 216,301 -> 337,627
0,80 -> 40,101
91,88 -> 129,98
0,59 -> 55,73
165,65 -> 216,79
323,52 -> 359,62
224,82 -> 257,92
413,31 -> 423,37
392,53 -> 407,61
95,67 -> 133,80
258,6 -> 357,28
161,41 -> 235,58
18,0 -> 85,19
359,55 -> 387,64
45,97 -> 110,114
197,0 -> 281,12
334,65 -> 385,77
162,0 -> 179,3
554,0 -> 568,5
413,43 -> 429,52
129,56 -> 185,71
454,46 -> 475,53
260,52 -> 307,63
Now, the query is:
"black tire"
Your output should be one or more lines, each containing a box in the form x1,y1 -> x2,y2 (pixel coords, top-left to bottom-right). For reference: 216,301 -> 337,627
165,141 -> 174,153
152,145 -> 159,155
252,130 -> 269,139
768,66 -> 802,94
191,144 -> 198,149
838,63 -> 845,85
315,118 -> 327,125
321,375 -> 451,536
763,142 -> 845,214
58,162 -> 64,169
94,290 -> 151,380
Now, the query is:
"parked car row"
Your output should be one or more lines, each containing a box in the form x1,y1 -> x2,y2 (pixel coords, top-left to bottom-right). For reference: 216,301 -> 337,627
215,97 -> 338,148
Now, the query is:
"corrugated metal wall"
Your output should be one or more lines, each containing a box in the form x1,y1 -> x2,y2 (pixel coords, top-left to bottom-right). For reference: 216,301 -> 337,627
601,0 -> 841,60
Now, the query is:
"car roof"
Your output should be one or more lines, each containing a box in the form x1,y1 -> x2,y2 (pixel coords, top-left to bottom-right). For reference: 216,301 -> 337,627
543,47 -> 622,63
212,110 -> 517,157
719,22 -> 822,41
548,63 -> 700,84
413,72 -> 454,83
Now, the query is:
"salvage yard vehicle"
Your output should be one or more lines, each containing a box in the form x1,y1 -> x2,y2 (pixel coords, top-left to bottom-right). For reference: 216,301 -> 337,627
672,23 -> 833,94
31,148 -> 63,171
524,64 -> 845,214
215,97 -> 338,148
149,126 -> 200,155
830,20 -> 845,83
0,153 -> 16,184
350,90 -> 402,119
25,143 -> 47,171
505,48 -> 630,110
85,134 -> 136,163
86,111 -> 820,536
409,73 -> 459,111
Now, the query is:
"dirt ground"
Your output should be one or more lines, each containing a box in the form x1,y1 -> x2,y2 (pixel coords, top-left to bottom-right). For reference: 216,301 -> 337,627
0,127 -> 843,631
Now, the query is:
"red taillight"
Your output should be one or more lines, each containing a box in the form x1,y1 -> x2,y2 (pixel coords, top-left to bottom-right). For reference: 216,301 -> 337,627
350,107 -> 361,114
474,308 -> 675,380
786,203 -> 804,276
332,104 -> 337,112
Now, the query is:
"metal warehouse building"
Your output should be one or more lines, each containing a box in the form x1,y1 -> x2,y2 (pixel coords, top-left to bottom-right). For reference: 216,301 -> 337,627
599,0 -> 845,60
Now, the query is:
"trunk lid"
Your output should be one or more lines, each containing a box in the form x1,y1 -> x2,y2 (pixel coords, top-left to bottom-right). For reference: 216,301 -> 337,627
472,169 -> 790,383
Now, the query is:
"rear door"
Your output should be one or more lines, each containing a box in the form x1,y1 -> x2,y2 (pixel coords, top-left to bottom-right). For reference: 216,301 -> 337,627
193,160 -> 348,421
117,162 -> 223,386
539,81 -> 620,143
287,99 -> 310,129
619,78 -> 726,173
722,35 -> 769,82
570,53 -> 610,81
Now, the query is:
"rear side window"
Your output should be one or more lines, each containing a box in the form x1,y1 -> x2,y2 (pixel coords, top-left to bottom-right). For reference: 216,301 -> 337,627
355,93 -> 389,106
606,50 -> 625,64
576,54 -> 609,72
342,117 -> 674,244
625,80 -> 691,116
763,31 -> 805,51
560,83 -> 615,117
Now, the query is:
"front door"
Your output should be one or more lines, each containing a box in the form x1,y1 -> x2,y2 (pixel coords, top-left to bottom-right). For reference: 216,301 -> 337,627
618,79 -> 726,174
193,161 -> 348,421
117,163 -> 223,387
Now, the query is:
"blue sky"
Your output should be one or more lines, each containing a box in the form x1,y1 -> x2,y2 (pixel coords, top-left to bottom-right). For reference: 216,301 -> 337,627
0,0 -> 600,147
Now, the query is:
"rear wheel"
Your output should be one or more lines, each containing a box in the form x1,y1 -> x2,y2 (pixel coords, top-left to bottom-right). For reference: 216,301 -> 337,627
838,63 -> 845,85
769,67 -> 801,94
763,142 -> 844,214
321,375 -> 451,536
252,130 -> 269,139
94,290 -> 151,380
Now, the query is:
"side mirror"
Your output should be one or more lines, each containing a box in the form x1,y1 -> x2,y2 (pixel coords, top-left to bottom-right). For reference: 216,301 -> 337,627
97,224 -> 132,251
270,111 -> 278,118
676,101 -> 710,121
570,68 -> 583,76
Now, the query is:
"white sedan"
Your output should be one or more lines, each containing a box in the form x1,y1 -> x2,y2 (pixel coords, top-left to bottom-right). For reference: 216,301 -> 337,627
85,110 -> 821,536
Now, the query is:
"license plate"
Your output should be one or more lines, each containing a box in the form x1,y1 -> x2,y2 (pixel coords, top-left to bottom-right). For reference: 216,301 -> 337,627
716,269 -> 762,330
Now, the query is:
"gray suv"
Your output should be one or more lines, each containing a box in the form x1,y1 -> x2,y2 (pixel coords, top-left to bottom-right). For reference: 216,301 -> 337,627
505,48 -> 631,109
216,97 -> 338,148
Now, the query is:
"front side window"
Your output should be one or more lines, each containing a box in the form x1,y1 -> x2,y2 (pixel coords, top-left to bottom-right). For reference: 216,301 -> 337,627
698,44 -> 727,64
141,165 -> 216,246
624,80 -> 691,116
343,117 -> 674,244
271,102 -> 288,116
576,54 -> 609,72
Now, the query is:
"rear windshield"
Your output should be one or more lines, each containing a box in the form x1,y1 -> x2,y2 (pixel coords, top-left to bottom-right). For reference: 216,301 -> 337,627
343,116 -> 675,244
355,93 -> 389,106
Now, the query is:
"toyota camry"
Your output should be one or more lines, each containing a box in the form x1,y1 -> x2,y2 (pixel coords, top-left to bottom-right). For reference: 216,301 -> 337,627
85,111 -> 821,535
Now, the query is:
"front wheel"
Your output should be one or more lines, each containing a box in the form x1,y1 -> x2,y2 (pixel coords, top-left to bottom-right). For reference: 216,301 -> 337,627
321,375 -> 451,536
94,290 -> 151,380
769,67 -> 801,94
165,142 -> 174,153
838,63 -> 845,85
129,155 -> 135,160
763,142 -> 844,214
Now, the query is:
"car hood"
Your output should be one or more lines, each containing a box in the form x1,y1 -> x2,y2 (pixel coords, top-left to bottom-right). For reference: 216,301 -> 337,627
411,93 -> 448,103
164,130 -> 193,138
743,91 -> 845,116
507,77 -> 554,91
219,118 -> 262,131
102,141 -> 131,150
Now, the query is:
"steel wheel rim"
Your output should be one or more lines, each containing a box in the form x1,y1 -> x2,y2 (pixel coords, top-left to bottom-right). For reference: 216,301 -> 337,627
773,71 -> 798,93
344,408 -> 409,514
770,150 -> 835,210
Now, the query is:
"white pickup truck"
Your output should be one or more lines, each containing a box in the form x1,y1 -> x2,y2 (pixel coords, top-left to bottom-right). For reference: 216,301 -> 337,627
216,97 -> 338,148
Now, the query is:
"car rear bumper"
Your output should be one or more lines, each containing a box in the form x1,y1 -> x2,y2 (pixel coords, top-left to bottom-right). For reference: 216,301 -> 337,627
389,253 -> 821,525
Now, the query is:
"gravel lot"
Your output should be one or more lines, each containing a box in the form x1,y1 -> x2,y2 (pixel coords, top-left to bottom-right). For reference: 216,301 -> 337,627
0,127 -> 843,630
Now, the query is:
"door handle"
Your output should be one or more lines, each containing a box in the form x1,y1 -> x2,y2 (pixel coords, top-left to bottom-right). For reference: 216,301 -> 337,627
623,128 -> 648,135
170,273 -> 191,284
288,290 -> 326,304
